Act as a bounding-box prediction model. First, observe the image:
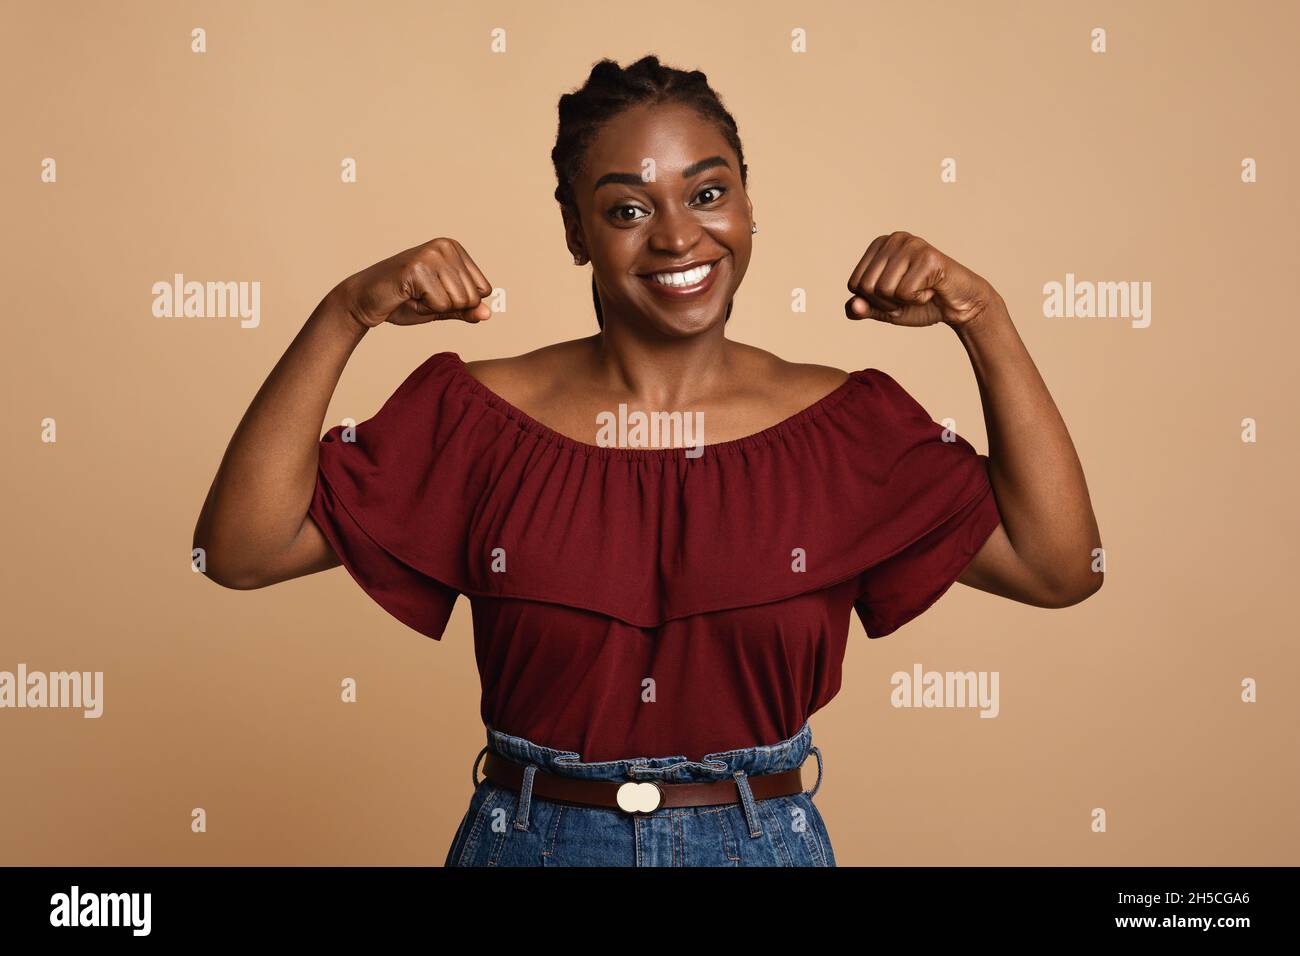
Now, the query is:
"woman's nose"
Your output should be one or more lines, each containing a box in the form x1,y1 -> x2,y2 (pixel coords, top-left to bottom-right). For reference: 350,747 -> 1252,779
646,205 -> 703,254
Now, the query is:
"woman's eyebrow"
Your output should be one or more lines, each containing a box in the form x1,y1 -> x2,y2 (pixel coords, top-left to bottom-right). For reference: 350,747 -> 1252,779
593,155 -> 731,191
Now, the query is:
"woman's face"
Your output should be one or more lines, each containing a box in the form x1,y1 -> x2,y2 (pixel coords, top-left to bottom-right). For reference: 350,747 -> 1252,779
564,101 -> 753,339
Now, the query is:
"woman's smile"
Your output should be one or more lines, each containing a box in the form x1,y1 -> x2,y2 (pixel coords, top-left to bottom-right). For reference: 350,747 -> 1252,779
635,254 -> 726,300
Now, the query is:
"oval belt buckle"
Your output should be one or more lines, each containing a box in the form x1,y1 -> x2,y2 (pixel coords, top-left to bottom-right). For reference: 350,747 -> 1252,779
615,780 -> 664,815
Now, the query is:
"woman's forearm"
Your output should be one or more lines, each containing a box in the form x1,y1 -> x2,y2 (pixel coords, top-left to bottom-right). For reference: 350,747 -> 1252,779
192,283 -> 369,588
954,293 -> 1103,600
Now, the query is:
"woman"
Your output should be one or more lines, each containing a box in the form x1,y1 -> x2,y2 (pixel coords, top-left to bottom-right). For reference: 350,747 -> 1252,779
193,55 -> 1103,867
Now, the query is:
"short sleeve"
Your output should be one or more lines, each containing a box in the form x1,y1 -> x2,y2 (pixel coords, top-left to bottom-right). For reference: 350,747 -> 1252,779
851,370 -> 1003,639
307,355 -> 462,641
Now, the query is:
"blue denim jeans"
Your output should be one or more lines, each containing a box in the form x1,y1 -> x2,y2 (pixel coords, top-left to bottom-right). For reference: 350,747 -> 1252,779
444,722 -> 835,867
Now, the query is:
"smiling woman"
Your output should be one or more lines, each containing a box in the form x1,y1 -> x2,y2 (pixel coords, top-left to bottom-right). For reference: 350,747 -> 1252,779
193,53 -> 1103,870
550,59 -> 752,331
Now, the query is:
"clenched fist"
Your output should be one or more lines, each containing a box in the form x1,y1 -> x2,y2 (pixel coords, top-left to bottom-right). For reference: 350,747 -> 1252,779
337,237 -> 494,328
846,231 -> 995,330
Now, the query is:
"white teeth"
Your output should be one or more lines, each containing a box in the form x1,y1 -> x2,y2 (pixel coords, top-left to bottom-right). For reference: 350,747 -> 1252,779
649,263 -> 712,287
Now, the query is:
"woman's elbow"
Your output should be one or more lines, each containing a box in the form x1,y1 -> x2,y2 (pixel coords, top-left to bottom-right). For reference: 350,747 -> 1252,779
192,531 -> 272,591
194,553 -> 270,591
1040,570 -> 1104,608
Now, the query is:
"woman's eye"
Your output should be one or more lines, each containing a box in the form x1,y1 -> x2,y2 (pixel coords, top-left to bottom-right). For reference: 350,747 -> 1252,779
610,186 -> 726,223
614,205 -> 647,222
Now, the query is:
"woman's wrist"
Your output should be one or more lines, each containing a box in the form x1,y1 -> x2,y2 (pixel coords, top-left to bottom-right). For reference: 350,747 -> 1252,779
316,281 -> 374,342
948,290 -> 1011,343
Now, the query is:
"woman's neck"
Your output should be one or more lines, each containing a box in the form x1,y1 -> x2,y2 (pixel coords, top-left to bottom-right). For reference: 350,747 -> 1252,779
586,326 -> 741,408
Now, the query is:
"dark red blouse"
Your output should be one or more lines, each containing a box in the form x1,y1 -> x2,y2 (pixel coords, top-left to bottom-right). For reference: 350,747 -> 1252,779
308,351 -> 1002,762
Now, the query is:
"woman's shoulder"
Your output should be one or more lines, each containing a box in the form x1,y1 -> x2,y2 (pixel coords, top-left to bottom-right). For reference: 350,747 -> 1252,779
458,338 -> 855,444
460,339 -> 591,409
463,339 -> 850,392
726,342 -> 852,415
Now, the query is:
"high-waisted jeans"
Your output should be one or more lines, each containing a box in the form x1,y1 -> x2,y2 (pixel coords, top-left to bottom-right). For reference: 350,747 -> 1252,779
444,722 -> 835,867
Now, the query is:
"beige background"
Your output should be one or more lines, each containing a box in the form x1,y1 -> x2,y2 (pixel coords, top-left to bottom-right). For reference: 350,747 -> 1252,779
2,0 -> 1297,866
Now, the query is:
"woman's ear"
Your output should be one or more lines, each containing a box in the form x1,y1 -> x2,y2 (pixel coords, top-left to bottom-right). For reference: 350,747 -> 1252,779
561,205 -> 586,265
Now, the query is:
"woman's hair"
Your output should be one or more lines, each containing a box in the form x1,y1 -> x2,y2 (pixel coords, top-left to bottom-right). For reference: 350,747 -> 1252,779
551,54 -> 748,329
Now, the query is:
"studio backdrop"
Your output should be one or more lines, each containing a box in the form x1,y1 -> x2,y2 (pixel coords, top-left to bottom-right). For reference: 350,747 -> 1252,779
2,0 -> 1297,866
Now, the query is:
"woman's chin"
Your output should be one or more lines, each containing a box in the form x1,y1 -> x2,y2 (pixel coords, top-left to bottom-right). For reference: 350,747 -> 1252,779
644,308 -> 726,339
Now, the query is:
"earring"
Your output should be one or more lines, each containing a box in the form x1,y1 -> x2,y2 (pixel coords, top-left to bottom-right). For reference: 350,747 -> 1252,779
751,223 -> 758,235
573,254 -> 583,264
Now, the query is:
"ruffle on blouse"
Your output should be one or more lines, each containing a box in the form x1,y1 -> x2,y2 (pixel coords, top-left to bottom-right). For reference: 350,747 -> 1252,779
308,351 -> 1003,640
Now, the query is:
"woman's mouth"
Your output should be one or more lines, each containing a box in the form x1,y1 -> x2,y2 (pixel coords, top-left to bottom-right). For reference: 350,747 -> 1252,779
636,258 -> 723,299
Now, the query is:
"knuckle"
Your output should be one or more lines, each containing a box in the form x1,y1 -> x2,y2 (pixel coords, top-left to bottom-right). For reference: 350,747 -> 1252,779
417,238 -> 453,261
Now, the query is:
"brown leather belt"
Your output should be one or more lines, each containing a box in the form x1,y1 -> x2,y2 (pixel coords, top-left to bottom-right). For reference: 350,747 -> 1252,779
480,751 -> 806,815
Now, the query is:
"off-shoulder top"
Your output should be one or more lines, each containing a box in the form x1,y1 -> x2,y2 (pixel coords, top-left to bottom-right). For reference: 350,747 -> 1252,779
307,351 -> 1003,762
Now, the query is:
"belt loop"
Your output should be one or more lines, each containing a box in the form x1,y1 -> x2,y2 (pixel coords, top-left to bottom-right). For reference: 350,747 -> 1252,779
732,770 -> 763,838
513,764 -> 537,831
471,745 -> 488,789
805,745 -> 824,799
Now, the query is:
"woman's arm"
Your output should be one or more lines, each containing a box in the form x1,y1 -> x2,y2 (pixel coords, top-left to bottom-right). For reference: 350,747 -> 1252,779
192,237 -> 496,590
846,231 -> 1103,608
952,293 -> 1104,607
192,287 -> 366,589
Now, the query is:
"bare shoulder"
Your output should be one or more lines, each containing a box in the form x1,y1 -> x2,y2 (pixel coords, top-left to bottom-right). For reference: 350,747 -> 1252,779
729,342 -> 851,405
461,338 -> 593,404
462,338 -> 849,414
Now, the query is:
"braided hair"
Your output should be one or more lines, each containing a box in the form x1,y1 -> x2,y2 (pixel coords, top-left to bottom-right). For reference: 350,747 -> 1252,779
551,55 -> 748,329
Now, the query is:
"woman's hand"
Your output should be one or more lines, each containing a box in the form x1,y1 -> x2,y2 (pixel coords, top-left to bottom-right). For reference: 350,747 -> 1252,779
335,237 -> 495,328
845,231 -> 995,331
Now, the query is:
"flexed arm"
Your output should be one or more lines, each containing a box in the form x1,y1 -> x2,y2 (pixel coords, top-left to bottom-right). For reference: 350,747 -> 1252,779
845,231 -> 1103,608
192,238 -> 494,589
